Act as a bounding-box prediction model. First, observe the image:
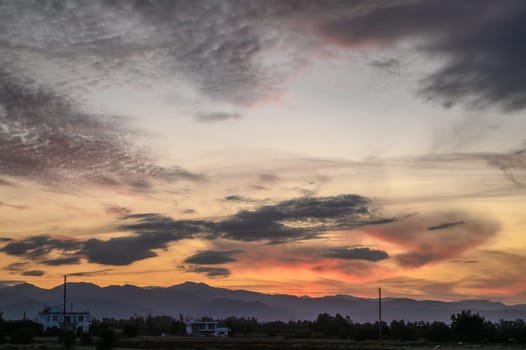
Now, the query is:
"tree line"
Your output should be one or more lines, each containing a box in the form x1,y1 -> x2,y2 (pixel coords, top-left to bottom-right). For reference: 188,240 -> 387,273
1,310 -> 526,345
220,310 -> 526,343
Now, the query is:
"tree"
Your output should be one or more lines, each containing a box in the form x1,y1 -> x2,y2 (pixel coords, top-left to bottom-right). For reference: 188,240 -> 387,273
450,310 -> 492,342
427,321 -> 452,342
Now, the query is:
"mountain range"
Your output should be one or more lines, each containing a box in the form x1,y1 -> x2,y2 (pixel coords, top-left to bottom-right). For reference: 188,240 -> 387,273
1,281 -> 525,323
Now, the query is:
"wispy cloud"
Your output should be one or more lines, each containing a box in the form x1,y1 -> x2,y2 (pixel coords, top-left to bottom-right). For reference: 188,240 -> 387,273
194,112 -> 242,123
184,250 -> 242,265
365,212 -> 499,267
370,58 -> 400,70
105,205 -> 132,217
0,200 -> 29,210
21,270 -> 45,277
4,262 -> 29,271
187,266 -> 231,278
322,247 -> 389,262
0,71 -> 203,188
428,221 -> 465,231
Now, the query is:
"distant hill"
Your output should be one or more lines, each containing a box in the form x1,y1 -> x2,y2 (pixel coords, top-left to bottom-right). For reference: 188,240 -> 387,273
1,281 -> 525,323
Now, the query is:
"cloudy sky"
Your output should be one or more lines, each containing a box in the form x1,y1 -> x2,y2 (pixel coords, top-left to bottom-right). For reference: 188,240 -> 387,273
1,0 -> 526,303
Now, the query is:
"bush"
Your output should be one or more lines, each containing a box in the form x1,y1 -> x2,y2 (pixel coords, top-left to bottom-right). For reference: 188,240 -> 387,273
79,332 -> 93,345
10,327 -> 34,344
123,324 -> 138,338
96,328 -> 118,350
59,330 -> 76,349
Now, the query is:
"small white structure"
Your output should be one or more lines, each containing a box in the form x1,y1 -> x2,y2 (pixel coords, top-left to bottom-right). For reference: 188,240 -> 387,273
185,319 -> 229,337
38,305 -> 91,333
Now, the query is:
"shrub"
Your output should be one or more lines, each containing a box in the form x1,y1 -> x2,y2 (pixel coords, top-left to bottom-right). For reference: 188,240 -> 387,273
96,328 -> 118,350
10,327 -> 34,344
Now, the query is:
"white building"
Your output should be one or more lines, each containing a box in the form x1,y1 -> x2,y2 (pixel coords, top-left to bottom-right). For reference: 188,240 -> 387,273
38,305 -> 91,333
185,319 -> 229,337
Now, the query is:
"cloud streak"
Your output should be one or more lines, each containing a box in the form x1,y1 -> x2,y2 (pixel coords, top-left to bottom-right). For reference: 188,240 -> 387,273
188,266 -> 231,278
322,247 -> 389,262
184,250 -> 242,265
21,270 -> 45,277
194,112 -> 242,123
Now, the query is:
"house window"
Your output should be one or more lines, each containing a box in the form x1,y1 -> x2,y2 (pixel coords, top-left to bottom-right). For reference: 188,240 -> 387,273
65,316 -> 71,322
78,316 -> 84,321
53,316 -> 58,321
47,316 -> 50,322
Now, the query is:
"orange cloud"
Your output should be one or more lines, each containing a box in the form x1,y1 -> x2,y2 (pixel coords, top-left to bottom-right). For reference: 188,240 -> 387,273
363,212 -> 500,267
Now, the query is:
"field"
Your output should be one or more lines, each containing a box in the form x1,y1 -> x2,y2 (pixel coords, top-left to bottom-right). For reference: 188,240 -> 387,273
2,337 -> 523,350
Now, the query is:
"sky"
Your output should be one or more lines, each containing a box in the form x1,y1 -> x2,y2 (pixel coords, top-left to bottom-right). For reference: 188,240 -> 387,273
1,0 -> 526,303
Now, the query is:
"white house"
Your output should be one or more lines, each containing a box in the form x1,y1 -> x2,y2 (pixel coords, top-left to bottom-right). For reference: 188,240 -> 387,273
185,319 -> 229,337
38,305 -> 91,333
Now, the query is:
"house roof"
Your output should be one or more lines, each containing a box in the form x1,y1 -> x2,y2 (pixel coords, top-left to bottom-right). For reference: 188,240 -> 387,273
39,305 -> 90,315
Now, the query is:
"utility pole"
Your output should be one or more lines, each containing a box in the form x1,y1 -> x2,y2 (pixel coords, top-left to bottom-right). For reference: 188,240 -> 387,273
378,287 -> 382,349
63,275 -> 67,349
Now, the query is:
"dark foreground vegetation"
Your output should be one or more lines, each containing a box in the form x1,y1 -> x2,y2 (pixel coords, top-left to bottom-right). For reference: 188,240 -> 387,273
1,310 -> 526,348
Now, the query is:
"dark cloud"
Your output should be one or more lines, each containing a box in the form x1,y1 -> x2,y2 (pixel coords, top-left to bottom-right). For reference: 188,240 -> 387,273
4,262 -> 28,271
122,195 -> 390,245
194,112 -> 242,123
1,217 -> 204,266
323,247 -> 389,261
249,185 -> 269,191
181,209 -> 197,215
0,200 -> 28,210
41,257 -> 82,266
188,266 -> 231,278
370,58 -> 400,70
184,250 -> 242,265
223,195 -> 259,203
68,268 -> 113,277
2,194 -> 393,265
318,0 -> 526,111
0,237 -> 12,242
0,178 -> 15,186
211,194 -> 393,243
428,220 -> 465,231
224,195 -> 246,202
82,236 -> 163,265
258,173 -> 280,183
79,213 -> 207,265
0,235 -> 82,259
105,205 -> 132,217
451,259 -> 479,264
120,213 -> 206,238
21,270 -> 45,276
1,0 -> 525,113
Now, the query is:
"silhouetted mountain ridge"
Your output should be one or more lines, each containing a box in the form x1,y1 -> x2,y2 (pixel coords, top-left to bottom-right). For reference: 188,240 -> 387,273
1,281 -> 525,323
